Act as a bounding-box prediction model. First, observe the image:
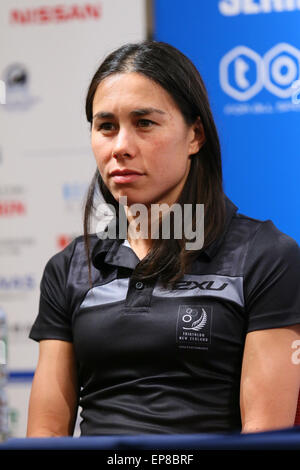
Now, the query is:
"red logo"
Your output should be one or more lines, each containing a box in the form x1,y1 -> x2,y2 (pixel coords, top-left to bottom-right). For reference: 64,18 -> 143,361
0,201 -> 26,216
56,234 -> 73,250
10,3 -> 102,25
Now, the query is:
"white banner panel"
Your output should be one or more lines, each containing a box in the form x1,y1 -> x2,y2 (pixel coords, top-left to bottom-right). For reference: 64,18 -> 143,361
0,0 -> 147,437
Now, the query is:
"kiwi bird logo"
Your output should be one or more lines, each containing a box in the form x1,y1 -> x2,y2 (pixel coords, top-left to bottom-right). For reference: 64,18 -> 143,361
183,308 -> 207,331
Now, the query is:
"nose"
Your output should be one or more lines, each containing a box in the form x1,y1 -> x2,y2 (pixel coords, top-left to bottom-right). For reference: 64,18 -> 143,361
112,127 -> 137,159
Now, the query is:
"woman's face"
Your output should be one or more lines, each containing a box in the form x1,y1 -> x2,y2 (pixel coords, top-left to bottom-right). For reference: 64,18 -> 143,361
91,72 -> 203,207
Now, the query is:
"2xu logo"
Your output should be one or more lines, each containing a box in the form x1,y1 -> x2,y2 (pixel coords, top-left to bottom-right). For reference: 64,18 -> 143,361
173,280 -> 228,291
220,43 -> 300,101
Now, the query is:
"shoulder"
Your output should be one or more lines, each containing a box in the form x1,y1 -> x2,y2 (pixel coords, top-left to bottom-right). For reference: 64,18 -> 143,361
214,205 -> 299,277
235,214 -> 300,267
232,213 -> 300,303
234,216 -> 300,330
219,207 -> 300,288
227,207 -> 299,258
42,234 -> 99,284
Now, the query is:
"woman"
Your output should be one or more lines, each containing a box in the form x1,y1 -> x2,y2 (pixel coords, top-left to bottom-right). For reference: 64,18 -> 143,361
27,41 -> 300,437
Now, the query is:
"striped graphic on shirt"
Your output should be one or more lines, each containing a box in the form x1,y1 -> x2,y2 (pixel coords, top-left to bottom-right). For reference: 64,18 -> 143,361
80,278 -> 129,309
79,274 -> 244,309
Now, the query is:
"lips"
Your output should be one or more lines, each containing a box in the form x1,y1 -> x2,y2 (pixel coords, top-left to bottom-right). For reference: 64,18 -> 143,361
109,169 -> 143,176
109,168 -> 144,184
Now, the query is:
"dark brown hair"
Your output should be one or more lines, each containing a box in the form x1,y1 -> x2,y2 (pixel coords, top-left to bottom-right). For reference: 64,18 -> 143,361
84,40 -> 225,288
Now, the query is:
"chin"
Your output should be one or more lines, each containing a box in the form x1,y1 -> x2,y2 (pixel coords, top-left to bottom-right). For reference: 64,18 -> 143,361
114,192 -> 153,207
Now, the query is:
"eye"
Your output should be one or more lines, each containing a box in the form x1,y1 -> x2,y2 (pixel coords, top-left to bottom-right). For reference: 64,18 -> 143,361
97,122 -> 116,132
137,119 -> 155,128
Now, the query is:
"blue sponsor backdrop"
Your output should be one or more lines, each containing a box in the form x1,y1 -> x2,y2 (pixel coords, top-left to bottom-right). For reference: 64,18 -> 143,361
154,0 -> 300,243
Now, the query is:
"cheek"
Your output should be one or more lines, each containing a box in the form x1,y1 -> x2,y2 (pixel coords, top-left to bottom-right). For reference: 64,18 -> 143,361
91,136 -> 110,167
149,134 -> 189,174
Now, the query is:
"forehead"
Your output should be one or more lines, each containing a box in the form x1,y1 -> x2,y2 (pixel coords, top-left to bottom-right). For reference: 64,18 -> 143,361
92,72 -> 180,114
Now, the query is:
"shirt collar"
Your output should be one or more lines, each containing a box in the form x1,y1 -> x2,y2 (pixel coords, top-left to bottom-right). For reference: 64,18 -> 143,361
91,195 -> 238,269
92,236 -> 140,271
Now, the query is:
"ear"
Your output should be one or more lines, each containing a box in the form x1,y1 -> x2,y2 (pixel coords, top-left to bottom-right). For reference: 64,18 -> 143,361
188,117 -> 206,155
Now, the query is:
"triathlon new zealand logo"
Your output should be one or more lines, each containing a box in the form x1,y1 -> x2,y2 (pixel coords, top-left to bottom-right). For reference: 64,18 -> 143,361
176,305 -> 212,350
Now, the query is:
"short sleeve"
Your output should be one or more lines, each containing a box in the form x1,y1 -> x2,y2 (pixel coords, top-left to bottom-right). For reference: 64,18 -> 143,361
29,240 -> 77,342
244,220 -> 300,333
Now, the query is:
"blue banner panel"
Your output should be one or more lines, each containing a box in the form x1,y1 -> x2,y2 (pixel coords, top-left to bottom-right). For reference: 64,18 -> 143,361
154,0 -> 300,243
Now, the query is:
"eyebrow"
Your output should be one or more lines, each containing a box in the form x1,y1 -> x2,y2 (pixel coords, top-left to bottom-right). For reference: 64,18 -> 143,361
92,107 -> 166,120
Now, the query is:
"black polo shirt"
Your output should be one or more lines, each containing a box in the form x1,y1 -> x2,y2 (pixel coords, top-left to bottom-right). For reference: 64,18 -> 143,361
29,196 -> 300,435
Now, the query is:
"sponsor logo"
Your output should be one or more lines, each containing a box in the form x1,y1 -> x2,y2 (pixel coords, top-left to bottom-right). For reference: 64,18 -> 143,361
62,182 -> 88,213
220,45 -> 264,101
0,275 -> 35,291
0,237 -> 35,256
10,3 -> 102,25
0,188 -> 27,217
62,182 -> 88,202
153,275 -> 244,307
56,234 -> 78,250
177,305 -> 212,349
57,234 -> 72,250
173,280 -> 228,291
182,308 -> 207,331
0,185 -> 25,197
220,43 -> 300,101
264,44 -> 300,98
220,43 -> 300,114
0,201 -> 26,216
219,0 -> 300,16
0,64 -> 39,110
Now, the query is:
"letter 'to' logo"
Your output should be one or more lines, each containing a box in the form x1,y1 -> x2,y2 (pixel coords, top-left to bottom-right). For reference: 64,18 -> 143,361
220,46 -> 264,101
263,43 -> 300,99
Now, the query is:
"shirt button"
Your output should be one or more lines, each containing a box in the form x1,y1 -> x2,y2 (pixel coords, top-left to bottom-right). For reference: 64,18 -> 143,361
135,281 -> 144,290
